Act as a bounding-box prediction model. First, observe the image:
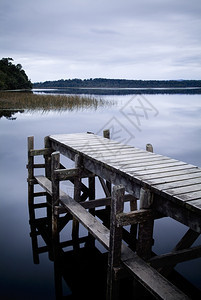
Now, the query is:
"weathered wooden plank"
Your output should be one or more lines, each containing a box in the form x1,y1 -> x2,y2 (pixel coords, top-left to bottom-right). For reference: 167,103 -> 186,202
95,151 -> 154,163
121,246 -> 190,300
35,175 -> 110,248
132,164 -> 196,176
130,162 -> 191,173
186,199 -> 201,210
133,168 -> 200,181
105,153 -> 164,163
148,172 -> 201,186
81,145 -> 134,155
84,148 -> 143,160
71,140 -> 120,148
110,157 -> 173,169
164,184 -> 201,196
61,196 -> 111,249
117,160 -> 186,173
152,177 -> 201,191
175,190 -> 201,201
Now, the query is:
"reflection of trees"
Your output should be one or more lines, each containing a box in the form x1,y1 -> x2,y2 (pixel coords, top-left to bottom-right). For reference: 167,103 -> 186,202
0,109 -> 24,120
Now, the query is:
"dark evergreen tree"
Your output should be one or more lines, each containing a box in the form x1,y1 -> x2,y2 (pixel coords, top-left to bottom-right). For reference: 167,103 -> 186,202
0,58 -> 32,90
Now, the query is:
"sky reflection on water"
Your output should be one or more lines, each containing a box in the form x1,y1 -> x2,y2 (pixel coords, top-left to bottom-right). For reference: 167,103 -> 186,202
0,93 -> 201,298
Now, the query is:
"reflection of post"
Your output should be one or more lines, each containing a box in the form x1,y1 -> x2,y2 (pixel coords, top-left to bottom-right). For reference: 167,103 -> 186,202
72,154 -> 81,250
107,185 -> 125,300
27,136 -> 40,264
137,144 -> 154,260
51,151 -> 63,299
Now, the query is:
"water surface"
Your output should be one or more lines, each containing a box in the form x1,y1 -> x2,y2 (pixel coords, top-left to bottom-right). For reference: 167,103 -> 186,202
0,92 -> 201,299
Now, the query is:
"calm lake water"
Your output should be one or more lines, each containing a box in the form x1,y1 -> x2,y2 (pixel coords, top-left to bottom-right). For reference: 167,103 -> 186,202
0,92 -> 201,299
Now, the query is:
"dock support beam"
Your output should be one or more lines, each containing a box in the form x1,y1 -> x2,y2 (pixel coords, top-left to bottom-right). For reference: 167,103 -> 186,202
51,152 -> 61,257
106,184 -> 125,300
27,136 -> 40,264
72,154 -> 82,250
44,136 -> 52,235
137,144 -> 154,260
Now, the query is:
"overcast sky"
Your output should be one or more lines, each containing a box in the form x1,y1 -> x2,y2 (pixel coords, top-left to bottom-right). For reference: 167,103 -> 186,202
0,0 -> 201,82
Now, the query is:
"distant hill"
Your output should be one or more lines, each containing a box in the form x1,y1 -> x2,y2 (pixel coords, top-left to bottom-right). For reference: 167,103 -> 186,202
33,78 -> 201,89
0,57 -> 32,90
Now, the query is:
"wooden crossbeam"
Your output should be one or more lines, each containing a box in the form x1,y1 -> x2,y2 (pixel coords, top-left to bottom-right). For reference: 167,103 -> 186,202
157,228 -> 200,276
116,209 -> 161,227
54,168 -> 79,181
98,176 -> 111,197
30,148 -> 53,156
149,245 -> 201,268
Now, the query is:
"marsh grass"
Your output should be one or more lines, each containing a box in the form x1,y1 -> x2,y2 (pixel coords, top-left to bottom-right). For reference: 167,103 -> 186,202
0,91 -> 115,112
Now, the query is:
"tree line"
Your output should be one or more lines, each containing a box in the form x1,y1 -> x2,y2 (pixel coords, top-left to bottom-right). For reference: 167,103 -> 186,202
0,58 -> 32,90
34,78 -> 201,89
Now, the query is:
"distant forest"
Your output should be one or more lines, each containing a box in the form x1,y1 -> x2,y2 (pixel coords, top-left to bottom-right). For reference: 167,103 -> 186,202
34,78 -> 201,89
0,58 -> 32,90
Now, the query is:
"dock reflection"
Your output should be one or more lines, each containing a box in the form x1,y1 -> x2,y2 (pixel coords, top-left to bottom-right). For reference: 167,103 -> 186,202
29,211 -> 108,299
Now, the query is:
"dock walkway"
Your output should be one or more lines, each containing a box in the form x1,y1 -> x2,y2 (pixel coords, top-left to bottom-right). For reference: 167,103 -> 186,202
27,132 -> 201,299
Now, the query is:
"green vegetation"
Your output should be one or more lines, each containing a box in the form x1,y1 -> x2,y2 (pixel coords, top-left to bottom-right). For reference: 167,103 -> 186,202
0,91 -> 114,119
34,78 -> 201,89
0,58 -> 32,90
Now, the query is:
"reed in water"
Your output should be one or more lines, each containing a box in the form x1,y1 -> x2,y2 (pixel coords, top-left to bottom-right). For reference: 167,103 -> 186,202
0,91 -> 115,112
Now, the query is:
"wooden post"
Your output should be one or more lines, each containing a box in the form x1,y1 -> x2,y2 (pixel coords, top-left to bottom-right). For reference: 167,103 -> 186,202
137,143 -> 154,260
106,184 -> 125,300
72,154 -> 82,249
28,136 -> 40,264
103,129 -> 110,139
51,151 -> 60,258
129,198 -> 138,251
44,136 -> 52,235
103,129 -> 112,229
28,136 -> 35,220
146,143 -> 153,153
86,175 -> 96,247
137,188 -> 154,259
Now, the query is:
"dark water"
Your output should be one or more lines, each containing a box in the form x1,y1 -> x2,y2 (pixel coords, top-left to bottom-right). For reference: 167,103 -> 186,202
0,93 -> 201,299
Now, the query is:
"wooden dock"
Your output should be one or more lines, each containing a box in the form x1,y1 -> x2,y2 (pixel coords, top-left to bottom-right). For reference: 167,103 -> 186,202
27,131 -> 201,299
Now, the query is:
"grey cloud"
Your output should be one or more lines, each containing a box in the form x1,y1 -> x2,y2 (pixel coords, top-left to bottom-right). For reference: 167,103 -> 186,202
0,0 -> 201,81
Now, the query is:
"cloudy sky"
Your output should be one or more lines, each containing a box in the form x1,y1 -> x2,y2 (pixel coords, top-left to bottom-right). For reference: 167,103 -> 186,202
0,0 -> 201,82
